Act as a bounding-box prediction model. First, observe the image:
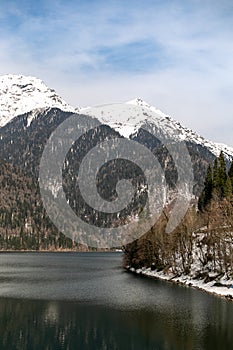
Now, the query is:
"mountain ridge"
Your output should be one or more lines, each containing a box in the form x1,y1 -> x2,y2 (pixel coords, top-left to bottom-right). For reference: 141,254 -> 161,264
81,98 -> 233,160
0,74 -> 232,161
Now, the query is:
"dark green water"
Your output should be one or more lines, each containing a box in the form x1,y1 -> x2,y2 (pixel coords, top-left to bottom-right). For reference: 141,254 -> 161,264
0,252 -> 232,350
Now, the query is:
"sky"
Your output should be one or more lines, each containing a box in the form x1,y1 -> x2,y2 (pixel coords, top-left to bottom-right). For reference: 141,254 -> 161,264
0,0 -> 233,146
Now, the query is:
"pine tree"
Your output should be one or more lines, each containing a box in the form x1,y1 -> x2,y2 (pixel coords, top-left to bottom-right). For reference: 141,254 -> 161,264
213,158 -> 219,187
204,165 -> 213,202
198,165 -> 213,211
213,158 -> 220,196
225,176 -> 232,197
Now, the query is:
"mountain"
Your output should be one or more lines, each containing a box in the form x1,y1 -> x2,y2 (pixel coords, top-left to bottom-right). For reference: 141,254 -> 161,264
0,74 -> 75,127
0,75 -> 232,198
82,98 -> 233,160
0,74 -> 232,249
0,74 -> 232,160
1,74 -> 232,158
81,99 -> 233,196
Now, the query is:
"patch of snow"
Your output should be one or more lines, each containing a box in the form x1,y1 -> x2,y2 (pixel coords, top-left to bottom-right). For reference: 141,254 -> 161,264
130,267 -> 233,300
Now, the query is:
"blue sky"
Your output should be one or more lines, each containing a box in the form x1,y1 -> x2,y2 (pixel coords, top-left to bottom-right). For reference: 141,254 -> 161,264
0,0 -> 233,146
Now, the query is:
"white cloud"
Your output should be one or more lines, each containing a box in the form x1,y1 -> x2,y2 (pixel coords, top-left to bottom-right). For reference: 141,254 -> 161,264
0,0 -> 232,146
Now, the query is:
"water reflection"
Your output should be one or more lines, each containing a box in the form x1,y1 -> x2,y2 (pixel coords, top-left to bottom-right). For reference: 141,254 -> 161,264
0,296 -> 232,350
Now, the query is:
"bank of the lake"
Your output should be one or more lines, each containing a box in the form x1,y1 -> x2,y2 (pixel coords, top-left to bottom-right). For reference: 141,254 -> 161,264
128,266 -> 233,301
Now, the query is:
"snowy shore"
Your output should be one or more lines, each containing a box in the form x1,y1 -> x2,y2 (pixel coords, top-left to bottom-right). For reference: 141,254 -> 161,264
128,266 -> 233,301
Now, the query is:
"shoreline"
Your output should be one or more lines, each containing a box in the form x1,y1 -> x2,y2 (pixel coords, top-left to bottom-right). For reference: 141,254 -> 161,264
127,266 -> 233,302
0,249 -> 123,253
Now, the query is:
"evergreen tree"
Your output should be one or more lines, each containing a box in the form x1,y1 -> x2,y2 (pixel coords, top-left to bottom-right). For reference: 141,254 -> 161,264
218,151 -> 227,197
225,176 -> 232,197
198,153 -> 232,210
212,158 -> 220,193
212,152 -> 228,199
204,165 -> 213,202
198,165 -> 213,211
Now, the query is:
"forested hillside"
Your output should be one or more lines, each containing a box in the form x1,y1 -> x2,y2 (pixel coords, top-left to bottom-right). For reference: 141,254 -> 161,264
0,159 -> 85,251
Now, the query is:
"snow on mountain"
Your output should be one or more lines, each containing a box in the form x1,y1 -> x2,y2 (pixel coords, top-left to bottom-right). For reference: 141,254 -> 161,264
0,74 -> 75,127
128,98 -> 233,159
0,73 -> 232,161
81,98 -> 233,160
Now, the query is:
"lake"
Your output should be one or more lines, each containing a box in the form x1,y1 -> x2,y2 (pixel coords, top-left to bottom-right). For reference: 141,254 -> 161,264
0,252 -> 232,349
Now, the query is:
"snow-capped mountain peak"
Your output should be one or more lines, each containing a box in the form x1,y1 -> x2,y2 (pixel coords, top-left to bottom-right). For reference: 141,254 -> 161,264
0,74 -> 75,127
81,97 -> 233,159
0,73 -> 232,161
127,98 -> 233,159
127,97 -> 163,114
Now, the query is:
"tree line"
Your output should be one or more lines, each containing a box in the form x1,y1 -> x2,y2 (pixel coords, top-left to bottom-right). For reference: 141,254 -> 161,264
198,151 -> 233,210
